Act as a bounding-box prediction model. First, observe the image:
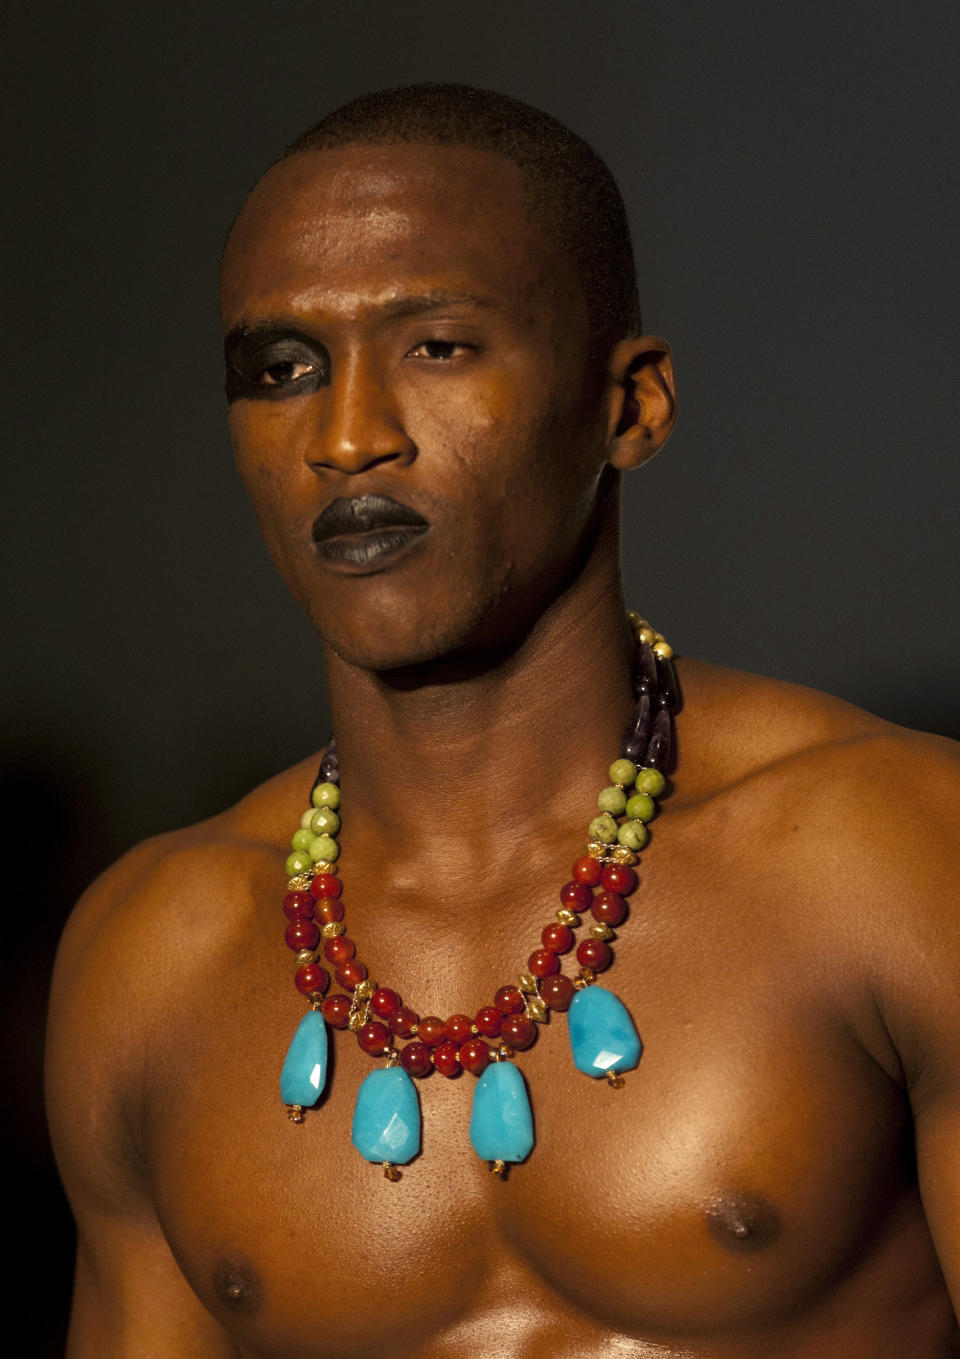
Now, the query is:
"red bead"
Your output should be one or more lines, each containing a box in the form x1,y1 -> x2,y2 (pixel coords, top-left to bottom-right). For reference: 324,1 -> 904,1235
432,1040 -> 462,1077
572,855 -> 603,885
335,959 -> 367,989
560,880 -> 593,912
294,962 -> 329,996
528,948 -> 559,978
577,938 -> 612,970
500,1014 -> 536,1050
539,973 -> 575,1011
445,1013 -> 475,1044
310,874 -> 342,899
474,1006 -> 503,1038
400,1042 -> 433,1077
282,891 -> 315,920
322,994 -> 352,1029
323,935 -> 355,965
357,1021 -> 392,1055
370,987 -> 401,1018
458,1038 -> 491,1076
592,892 -> 626,925
602,865 -> 637,895
417,1015 -> 447,1047
285,919 -> 320,952
541,922 -> 574,953
314,897 -> 345,925
493,985 -> 525,1015
389,1006 -> 419,1038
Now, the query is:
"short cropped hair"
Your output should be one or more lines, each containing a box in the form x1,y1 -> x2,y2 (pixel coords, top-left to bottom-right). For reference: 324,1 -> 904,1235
279,82 -> 642,353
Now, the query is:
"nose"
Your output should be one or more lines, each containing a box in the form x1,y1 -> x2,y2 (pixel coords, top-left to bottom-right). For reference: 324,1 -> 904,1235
306,351 -> 416,476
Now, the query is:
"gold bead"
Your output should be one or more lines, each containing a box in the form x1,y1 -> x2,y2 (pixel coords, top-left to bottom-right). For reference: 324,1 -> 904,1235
285,1105 -> 305,1123
573,977 -> 590,990
311,860 -> 335,875
347,1012 -> 365,1032
470,1024 -> 479,1035
320,921 -> 345,938
489,1160 -> 508,1178
385,1050 -> 400,1067
611,846 -> 637,866
295,949 -> 317,964
518,973 -> 538,994
586,841 -> 606,859
309,997 -> 324,1009
653,641 -> 674,660
493,1045 -> 515,1061
606,1070 -> 626,1089
409,1022 -> 419,1036
632,616 -> 650,631
382,1162 -> 402,1182
556,907 -> 578,927
525,998 -> 548,1023
637,627 -> 655,645
287,872 -> 314,892
590,922 -> 615,940
354,979 -> 377,1000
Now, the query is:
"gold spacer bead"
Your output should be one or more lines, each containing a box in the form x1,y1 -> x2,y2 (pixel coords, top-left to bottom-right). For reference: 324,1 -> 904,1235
354,979 -> 377,1000
573,977 -> 590,990
590,922 -> 615,940
470,1024 -> 479,1035
652,641 -> 674,660
347,1013 -> 365,1032
525,998 -> 548,1023
586,841 -> 606,859
606,1070 -> 626,1089
287,872 -> 315,892
409,1022 -> 419,1036
311,860 -> 335,875
489,1160 -> 508,1178
518,973 -> 538,994
579,967 -> 596,982
385,1050 -> 400,1067
295,949 -> 317,964
492,1045 -> 515,1062
320,921 -> 345,938
611,846 -> 638,866
286,1105 -> 305,1123
382,1162 -> 402,1182
556,907 -> 578,927
309,997 -> 324,1009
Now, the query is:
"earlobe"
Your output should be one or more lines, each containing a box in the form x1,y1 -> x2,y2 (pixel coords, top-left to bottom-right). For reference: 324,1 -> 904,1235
606,337 -> 677,472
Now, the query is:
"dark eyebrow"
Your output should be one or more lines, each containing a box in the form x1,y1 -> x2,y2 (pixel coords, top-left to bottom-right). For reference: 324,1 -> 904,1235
223,292 -> 504,347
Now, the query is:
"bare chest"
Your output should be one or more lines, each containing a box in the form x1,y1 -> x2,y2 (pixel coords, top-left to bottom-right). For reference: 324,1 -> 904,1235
143,872 -> 943,1357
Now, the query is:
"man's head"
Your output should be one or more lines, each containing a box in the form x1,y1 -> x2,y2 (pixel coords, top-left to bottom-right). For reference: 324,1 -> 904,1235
220,85 -> 675,673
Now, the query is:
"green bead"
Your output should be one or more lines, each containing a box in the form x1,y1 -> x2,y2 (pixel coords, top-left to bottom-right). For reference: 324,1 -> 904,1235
310,807 -> 341,836
634,768 -> 666,797
311,782 -> 341,810
608,759 -> 638,788
309,834 -> 340,863
597,785 -> 627,815
285,850 -> 313,877
299,808 -> 316,830
588,813 -> 619,844
625,792 -> 655,823
291,828 -> 314,852
617,820 -> 649,851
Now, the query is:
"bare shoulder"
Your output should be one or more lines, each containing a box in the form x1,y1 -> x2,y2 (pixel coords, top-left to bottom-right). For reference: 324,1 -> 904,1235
45,752 -> 319,1200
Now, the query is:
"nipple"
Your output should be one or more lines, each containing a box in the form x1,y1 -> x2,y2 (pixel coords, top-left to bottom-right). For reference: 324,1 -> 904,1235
706,1194 -> 781,1252
213,1259 -> 263,1312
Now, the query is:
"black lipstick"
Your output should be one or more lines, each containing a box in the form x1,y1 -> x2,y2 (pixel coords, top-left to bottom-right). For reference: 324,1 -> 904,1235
311,495 -> 429,571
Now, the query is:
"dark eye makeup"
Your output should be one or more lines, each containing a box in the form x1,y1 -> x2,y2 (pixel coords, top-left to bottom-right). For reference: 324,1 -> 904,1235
224,328 -> 329,403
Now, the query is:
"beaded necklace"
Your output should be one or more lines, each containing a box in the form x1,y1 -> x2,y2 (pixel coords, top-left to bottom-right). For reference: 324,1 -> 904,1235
278,612 -> 677,1180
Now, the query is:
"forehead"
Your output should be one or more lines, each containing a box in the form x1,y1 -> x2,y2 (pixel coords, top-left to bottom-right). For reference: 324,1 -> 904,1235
219,143 -> 583,329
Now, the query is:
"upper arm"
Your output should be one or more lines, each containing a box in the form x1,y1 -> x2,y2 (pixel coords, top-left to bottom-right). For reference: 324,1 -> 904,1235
46,847 -> 238,1358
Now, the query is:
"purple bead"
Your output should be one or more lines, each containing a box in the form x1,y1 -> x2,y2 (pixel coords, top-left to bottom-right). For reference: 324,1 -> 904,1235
634,642 -> 659,696
655,654 -> 679,710
620,694 -> 652,762
642,708 -> 672,770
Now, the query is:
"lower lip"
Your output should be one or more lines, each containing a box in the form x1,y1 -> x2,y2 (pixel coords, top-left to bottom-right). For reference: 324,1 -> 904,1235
313,525 -> 429,572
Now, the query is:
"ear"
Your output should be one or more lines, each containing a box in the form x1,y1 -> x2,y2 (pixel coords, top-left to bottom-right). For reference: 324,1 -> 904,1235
604,337 -> 677,471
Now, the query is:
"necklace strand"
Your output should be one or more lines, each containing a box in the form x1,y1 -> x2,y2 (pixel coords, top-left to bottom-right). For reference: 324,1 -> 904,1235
277,612 -> 677,1178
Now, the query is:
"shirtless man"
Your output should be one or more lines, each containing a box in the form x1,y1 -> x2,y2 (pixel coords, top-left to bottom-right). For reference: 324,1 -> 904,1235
47,84 -> 960,1357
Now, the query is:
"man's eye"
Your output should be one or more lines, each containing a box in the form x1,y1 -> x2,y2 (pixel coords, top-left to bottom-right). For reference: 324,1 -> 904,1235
257,360 -> 317,386
406,340 -> 471,361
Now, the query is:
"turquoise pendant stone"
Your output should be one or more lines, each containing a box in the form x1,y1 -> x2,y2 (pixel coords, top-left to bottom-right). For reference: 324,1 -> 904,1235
469,1061 -> 534,1163
351,1067 -> 421,1165
567,985 -> 642,1077
280,1009 -> 328,1106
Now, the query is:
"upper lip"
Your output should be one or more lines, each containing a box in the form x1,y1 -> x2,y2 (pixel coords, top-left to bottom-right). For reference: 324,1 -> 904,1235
311,494 -> 429,543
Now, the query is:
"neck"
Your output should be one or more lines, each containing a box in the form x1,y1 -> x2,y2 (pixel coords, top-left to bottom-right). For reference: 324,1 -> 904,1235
323,558 -> 637,878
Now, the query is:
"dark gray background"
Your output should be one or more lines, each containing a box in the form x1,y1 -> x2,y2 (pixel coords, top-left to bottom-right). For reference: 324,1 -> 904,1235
4,2 -> 958,1351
